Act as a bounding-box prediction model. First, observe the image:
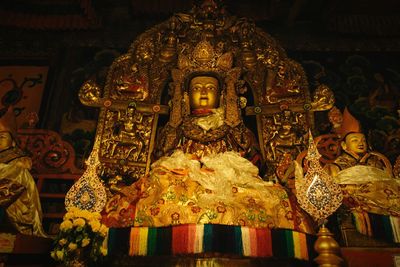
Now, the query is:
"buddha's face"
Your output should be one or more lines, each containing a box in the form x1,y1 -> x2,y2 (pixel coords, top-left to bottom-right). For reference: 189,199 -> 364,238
342,132 -> 367,156
189,76 -> 219,110
0,131 -> 13,150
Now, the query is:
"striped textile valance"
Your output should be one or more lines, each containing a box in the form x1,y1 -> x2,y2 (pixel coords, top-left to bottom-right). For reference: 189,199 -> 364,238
352,211 -> 400,243
107,224 -> 316,261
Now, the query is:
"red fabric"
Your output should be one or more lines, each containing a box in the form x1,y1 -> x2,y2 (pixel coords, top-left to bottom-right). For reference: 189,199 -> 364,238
172,225 -> 189,254
256,228 -> 273,257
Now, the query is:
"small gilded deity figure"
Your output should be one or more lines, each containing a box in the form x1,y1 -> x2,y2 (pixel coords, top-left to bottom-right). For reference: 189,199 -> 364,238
267,109 -> 305,162
328,106 -> 343,136
0,107 -> 47,237
108,103 -> 145,161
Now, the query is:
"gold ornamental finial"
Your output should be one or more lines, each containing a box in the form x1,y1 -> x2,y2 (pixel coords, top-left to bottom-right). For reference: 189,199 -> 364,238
295,131 -> 344,266
65,137 -> 107,212
295,130 -> 343,224
314,225 -> 343,267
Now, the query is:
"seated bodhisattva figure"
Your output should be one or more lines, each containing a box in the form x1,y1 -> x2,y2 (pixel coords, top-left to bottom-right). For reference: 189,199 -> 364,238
0,107 -> 47,237
325,109 -> 400,228
103,41 -> 315,235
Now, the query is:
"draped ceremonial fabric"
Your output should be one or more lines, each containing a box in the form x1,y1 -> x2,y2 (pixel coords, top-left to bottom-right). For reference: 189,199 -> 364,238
104,151 -> 314,235
0,161 -> 46,237
337,165 -> 400,217
105,225 -> 317,260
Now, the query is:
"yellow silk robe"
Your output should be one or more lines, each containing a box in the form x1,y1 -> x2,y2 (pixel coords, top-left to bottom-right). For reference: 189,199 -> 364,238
104,151 -> 315,234
0,147 -> 47,237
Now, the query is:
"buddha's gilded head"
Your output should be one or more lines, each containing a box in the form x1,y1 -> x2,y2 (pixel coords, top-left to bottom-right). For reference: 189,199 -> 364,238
341,132 -> 367,156
188,74 -> 221,111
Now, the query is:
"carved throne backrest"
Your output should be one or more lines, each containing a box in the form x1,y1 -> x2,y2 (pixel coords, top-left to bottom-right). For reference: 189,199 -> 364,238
79,1 -> 334,189
17,128 -> 82,174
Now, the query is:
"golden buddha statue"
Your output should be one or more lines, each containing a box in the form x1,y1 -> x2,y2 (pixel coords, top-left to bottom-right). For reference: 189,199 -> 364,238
78,0 -> 325,190
172,72 -> 256,159
327,132 -> 386,176
154,62 -> 258,161
102,41 -> 315,237
326,130 -> 399,216
324,108 -> 400,242
0,107 -> 47,237
76,1 -> 336,260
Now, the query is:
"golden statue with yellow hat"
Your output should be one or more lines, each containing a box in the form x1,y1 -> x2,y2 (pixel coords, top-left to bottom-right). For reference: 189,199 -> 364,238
324,107 -> 400,243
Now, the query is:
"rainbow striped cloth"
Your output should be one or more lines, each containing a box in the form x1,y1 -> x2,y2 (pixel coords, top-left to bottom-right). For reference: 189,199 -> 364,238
107,224 -> 316,261
352,211 -> 400,243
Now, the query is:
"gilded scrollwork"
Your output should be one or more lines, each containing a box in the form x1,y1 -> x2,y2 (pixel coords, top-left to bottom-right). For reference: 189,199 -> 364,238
264,59 -> 308,105
311,84 -> 335,111
134,38 -> 156,64
17,129 -> 82,174
114,63 -> 149,101
79,80 -> 102,106
102,55 -> 150,102
78,0 -> 329,191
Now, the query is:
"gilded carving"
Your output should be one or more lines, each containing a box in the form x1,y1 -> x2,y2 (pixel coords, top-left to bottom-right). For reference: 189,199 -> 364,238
264,59 -> 308,104
311,84 -> 335,111
114,63 -> 149,101
79,80 -> 102,106
100,106 -> 153,164
266,109 -> 306,161
78,0 -> 331,191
